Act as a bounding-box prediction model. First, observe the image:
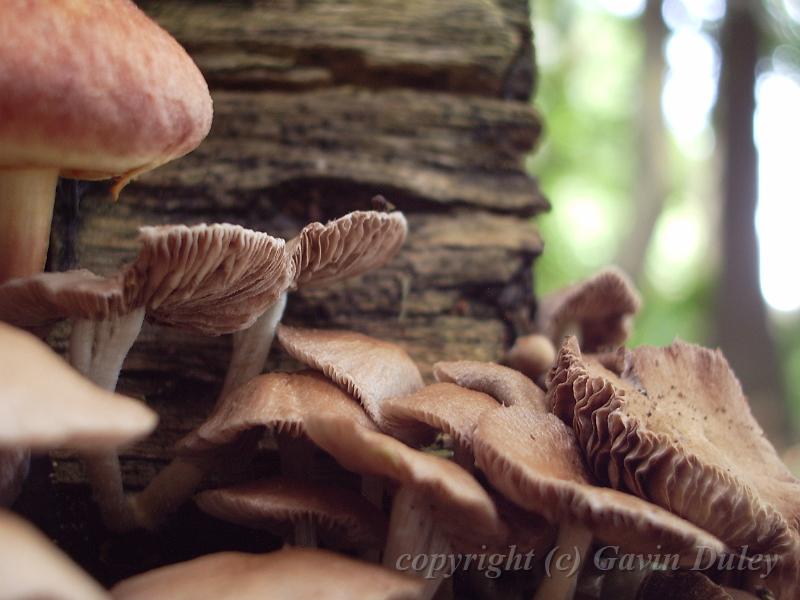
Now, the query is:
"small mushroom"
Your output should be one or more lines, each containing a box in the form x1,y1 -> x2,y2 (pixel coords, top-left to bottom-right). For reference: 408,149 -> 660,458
433,359 -> 547,409
111,547 -> 425,600
473,404 -> 726,600
134,371 -> 374,529
277,325 -> 424,425
195,476 -> 387,550
0,269 -> 123,332
380,382 -> 498,469
536,267 -> 641,352
0,322 -> 157,450
0,321 -> 158,528
70,224 -> 289,530
0,0 -> 211,283
304,414 -> 507,600
547,337 -> 800,598
217,210 -> 408,402
505,333 -> 557,381
0,509 -> 109,600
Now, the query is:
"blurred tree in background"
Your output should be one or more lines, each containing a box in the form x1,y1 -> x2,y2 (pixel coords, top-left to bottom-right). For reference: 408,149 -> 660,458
530,0 -> 800,448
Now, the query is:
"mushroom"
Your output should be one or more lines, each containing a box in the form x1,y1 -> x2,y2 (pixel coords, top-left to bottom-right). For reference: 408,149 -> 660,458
111,547 -> 425,600
472,404 -> 726,600
0,269 -> 123,332
0,509 -> 109,600
217,210 -> 408,402
11,223 -> 288,531
547,337 -> 800,598
536,267 -> 641,352
304,414 -> 508,599
433,359 -> 547,409
134,370 -> 375,529
0,321 -> 157,529
195,476 -> 387,550
0,0 -> 211,283
380,382 -> 498,469
505,333 -> 557,381
276,325 -> 424,425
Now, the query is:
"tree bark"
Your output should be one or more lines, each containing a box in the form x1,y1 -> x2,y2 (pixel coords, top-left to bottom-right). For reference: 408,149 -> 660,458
29,0 -> 545,584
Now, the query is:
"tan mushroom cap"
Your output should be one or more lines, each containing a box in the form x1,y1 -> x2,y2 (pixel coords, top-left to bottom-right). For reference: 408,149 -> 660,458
111,547 -> 425,600
380,382 -> 497,452
0,509 -> 109,600
290,210 -> 408,289
433,360 -> 546,410
277,325 -> 424,424
304,414 -> 507,548
536,267 -> 641,351
0,322 -> 157,450
505,333 -> 557,381
0,0 -> 211,182
0,270 -> 124,328
123,224 -> 293,335
547,337 -> 800,593
195,476 -> 387,549
473,404 -> 726,559
177,370 -> 374,455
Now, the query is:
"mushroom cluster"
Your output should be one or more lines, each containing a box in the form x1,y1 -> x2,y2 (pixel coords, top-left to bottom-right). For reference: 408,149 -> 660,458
1,2 -> 798,599
7,256 -> 797,599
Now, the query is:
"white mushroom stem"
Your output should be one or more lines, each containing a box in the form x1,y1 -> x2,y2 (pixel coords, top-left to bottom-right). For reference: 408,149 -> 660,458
217,291 -> 287,405
133,456 -> 211,531
134,431 -> 262,529
532,523 -> 592,600
69,307 -> 145,532
383,486 -> 453,600
0,168 -> 59,284
81,451 -> 135,532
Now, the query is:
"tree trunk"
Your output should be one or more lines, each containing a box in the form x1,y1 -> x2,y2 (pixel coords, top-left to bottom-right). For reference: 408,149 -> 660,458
715,2 -> 789,446
30,0 -> 545,584
617,0 -> 669,278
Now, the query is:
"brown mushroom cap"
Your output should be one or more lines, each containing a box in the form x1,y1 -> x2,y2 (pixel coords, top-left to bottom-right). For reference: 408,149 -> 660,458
505,333 -> 557,381
123,224 -> 293,335
0,270 -> 124,329
473,404 -> 726,559
304,414 -> 507,549
433,360 -> 546,410
177,370 -> 374,455
195,476 -> 387,549
290,210 -> 408,289
111,547 -> 425,600
0,509 -> 109,600
547,337 -> 800,562
380,382 -> 497,452
0,322 -> 157,450
0,0 -> 211,181
277,325 -> 424,424
536,267 -> 641,351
